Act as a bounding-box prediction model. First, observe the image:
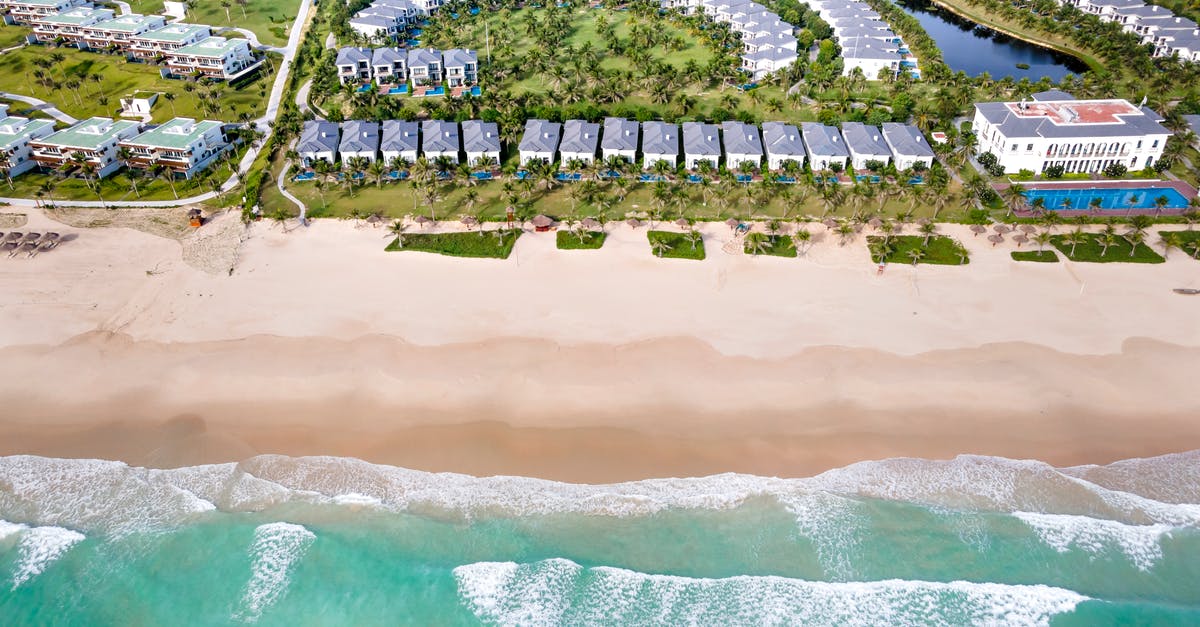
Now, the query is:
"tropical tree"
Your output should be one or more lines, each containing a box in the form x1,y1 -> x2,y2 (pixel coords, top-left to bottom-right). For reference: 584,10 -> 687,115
1063,229 -> 1088,257
388,219 -> 407,248
907,248 -> 926,266
651,237 -> 673,258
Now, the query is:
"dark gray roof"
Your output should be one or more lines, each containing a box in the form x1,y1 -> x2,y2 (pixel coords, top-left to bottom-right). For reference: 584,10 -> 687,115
841,122 -> 890,157
519,119 -> 561,154
720,121 -> 763,157
336,46 -> 371,66
350,15 -> 395,28
683,122 -> 721,157
1031,89 -> 1075,102
461,120 -> 500,153
1184,114 -> 1200,136
408,47 -> 441,66
1115,3 -> 1170,17
339,120 -> 379,153
602,117 -> 638,152
973,101 -> 1171,139
762,121 -> 804,156
381,120 -> 418,153
298,120 -> 339,154
559,119 -> 599,155
421,120 -> 459,153
442,48 -> 476,67
800,122 -> 849,157
743,47 -> 799,62
881,123 -> 934,158
641,121 -> 679,156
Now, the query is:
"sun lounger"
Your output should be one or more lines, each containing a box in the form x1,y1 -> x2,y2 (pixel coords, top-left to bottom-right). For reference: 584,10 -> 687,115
22,232 -> 41,244
12,242 -> 37,257
0,241 -> 17,255
3,232 -> 22,243
29,233 -> 60,258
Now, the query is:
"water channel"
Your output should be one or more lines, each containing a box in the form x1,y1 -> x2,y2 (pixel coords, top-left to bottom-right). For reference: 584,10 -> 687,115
896,0 -> 1090,80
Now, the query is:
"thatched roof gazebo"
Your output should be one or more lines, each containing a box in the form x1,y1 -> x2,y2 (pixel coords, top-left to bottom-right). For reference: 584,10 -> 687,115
969,224 -> 987,236
987,234 -> 1004,246
580,218 -> 601,230
531,215 -> 555,231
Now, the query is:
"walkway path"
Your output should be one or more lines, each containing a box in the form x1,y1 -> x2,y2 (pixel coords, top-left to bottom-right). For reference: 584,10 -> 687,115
218,26 -> 287,53
276,155 -> 307,219
0,0 -> 315,208
113,0 -> 131,15
0,92 -> 78,124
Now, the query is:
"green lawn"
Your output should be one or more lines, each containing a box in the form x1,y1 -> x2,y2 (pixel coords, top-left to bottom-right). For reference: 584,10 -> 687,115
0,47 -> 270,123
647,230 -> 705,260
0,25 -> 30,50
868,235 -> 970,265
1159,230 -> 1200,261
124,0 -> 298,47
744,233 -> 797,258
5,144 -> 248,203
1011,250 -> 1059,262
1051,233 -> 1165,263
557,230 -> 607,250
385,230 -> 522,258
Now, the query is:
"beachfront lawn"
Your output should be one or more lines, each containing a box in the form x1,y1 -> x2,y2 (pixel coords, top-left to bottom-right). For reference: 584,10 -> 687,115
0,46 -> 271,123
1160,230 -> 1200,261
557,230 -> 607,250
867,235 -> 970,265
0,25 -> 30,49
124,0 -> 297,47
744,233 -> 797,258
1011,250 -> 1059,262
1051,233 -> 1165,263
385,230 -> 522,258
647,230 -> 705,260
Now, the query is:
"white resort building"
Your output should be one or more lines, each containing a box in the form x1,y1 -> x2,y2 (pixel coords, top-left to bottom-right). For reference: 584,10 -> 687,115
117,117 -> 230,179
972,93 -> 1171,174
29,117 -> 142,178
0,104 -> 57,178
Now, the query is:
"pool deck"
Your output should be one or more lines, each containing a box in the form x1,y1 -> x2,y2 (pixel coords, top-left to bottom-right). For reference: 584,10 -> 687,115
996,179 -> 1198,217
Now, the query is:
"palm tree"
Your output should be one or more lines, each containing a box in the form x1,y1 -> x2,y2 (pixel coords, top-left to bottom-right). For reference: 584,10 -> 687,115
369,159 -> 386,189
1158,233 -> 1181,259
746,233 -> 771,256
1098,232 -> 1119,257
793,228 -> 812,255
651,237 -> 673,258
150,163 -> 178,199
919,222 -> 938,247
684,228 -> 702,250
1063,229 -> 1088,257
1034,231 -> 1053,253
1003,183 -> 1027,217
313,179 -> 327,210
907,248 -> 925,266
1124,229 -> 1146,256
388,219 -> 407,248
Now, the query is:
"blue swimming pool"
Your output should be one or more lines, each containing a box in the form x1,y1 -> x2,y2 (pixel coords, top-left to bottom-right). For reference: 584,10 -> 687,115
1025,186 -> 1190,210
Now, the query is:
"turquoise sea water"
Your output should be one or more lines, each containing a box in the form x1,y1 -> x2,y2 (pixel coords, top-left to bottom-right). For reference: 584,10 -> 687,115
1,453 -> 1199,625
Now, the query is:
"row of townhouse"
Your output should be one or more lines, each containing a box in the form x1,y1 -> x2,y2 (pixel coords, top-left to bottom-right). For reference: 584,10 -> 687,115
1,114 -> 232,179
296,119 -> 502,167
663,0 -> 800,80
518,118 -> 934,171
1055,0 -> 1198,61
810,0 -> 919,79
335,46 -> 478,87
295,117 -> 936,173
9,2 -> 257,79
972,91 -> 1170,174
349,0 -> 426,42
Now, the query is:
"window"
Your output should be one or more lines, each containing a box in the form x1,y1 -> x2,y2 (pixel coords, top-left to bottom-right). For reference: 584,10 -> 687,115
1152,140 -> 1159,148
1011,143 -> 1017,152
1026,144 -> 1033,151
1136,140 -> 1143,149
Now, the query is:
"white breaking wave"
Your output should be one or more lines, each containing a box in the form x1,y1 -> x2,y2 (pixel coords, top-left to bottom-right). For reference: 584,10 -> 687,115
1014,512 -> 1172,571
9,525 -> 86,589
233,522 -> 316,623
454,558 -> 1091,627
781,493 -> 865,580
0,520 -> 27,542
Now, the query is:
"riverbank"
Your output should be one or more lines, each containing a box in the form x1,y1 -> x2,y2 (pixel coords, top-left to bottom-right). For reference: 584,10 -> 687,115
1,210 -> 1199,481
927,0 -> 1104,73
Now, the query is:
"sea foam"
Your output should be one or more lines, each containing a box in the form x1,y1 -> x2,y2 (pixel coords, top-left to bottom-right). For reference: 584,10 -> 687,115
454,558 -> 1091,627
1014,512 -> 1172,571
0,520 -> 27,542
233,522 -> 316,623
9,525 -> 86,590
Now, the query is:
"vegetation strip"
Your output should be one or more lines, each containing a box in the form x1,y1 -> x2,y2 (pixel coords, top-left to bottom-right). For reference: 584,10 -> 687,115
648,230 -> 706,260
385,230 -> 522,258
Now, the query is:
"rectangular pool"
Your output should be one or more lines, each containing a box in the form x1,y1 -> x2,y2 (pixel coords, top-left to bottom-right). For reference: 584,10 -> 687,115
1025,186 -> 1191,210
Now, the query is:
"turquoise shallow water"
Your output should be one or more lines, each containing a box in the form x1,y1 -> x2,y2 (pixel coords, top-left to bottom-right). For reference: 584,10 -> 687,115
1,452 -> 1199,625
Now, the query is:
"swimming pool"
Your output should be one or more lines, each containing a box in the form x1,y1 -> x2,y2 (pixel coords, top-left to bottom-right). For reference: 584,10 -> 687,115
1024,186 -> 1191,210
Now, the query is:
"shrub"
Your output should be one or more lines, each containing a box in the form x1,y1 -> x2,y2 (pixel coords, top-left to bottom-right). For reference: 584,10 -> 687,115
1103,162 -> 1127,177
1043,164 -> 1065,179
977,152 -> 998,168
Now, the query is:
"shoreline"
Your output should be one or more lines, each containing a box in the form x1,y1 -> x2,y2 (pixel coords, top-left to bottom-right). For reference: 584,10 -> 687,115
926,0 -> 1103,73
1,211 -> 1199,482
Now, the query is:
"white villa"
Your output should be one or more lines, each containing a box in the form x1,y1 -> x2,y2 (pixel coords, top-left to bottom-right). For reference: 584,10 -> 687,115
682,122 -> 721,170
601,117 -> 639,163
810,0 -> 918,79
641,121 -> 679,169
297,120 -> 340,166
881,123 -> 935,170
559,120 -> 600,165
0,105 -> 57,178
117,117 -> 229,179
0,0 -> 88,24
381,120 -> 420,165
840,122 -> 891,171
29,117 -> 142,178
800,122 -> 849,171
762,121 -> 806,170
31,6 -> 113,44
339,120 -> 381,163
721,121 -> 763,170
421,119 -> 459,163
518,119 -> 561,166
461,120 -> 501,166
972,94 -> 1171,174
165,36 -> 256,79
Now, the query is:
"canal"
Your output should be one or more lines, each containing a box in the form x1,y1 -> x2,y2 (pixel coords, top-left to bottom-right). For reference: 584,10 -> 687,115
896,0 -> 1090,80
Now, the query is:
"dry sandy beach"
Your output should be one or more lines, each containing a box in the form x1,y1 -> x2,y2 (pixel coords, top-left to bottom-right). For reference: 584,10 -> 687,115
1,209 -> 1198,481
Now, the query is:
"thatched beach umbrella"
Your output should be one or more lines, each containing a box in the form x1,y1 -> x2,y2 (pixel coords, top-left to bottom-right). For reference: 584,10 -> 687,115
969,225 -> 987,236
674,218 -> 690,229
916,217 -> 931,226
415,215 -> 432,228
365,213 -> 383,227
1012,233 -> 1029,247
625,218 -> 644,228
823,218 -> 838,230
460,215 -> 479,229
531,215 -> 554,229
725,217 -> 740,230
987,234 -> 1004,247
993,224 -> 1012,235
1019,224 -> 1037,235
867,217 -> 882,229
580,218 -> 601,230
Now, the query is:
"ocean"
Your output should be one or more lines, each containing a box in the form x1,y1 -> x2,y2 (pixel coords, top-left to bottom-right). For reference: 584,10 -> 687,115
1,452 -> 1198,625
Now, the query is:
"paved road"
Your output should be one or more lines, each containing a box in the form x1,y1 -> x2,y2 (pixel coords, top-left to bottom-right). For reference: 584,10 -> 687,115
0,0 -> 314,208
218,26 -> 288,53
0,92 -> 78,124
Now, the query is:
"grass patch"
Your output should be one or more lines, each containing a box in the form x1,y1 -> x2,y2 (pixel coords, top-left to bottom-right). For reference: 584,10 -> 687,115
1011,250 -> 1058,262
648,230 -> 705,260
1159,230 -> 1200,261
385,230 -> 522,258
0,25 -> 30,50
0,46 -> 270,123
1051,233 -> 1165,263
556,230 -> 607,250
867,235 -> 970,265
744,233 -> 797,258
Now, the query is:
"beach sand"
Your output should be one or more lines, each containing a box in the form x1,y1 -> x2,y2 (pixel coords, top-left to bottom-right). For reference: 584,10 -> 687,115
1,210 -> 1198,482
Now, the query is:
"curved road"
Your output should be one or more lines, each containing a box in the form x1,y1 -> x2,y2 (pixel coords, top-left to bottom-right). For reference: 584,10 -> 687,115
0,0 -> 314,208
0,92 -> 79,125
217,26 -> 288,53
